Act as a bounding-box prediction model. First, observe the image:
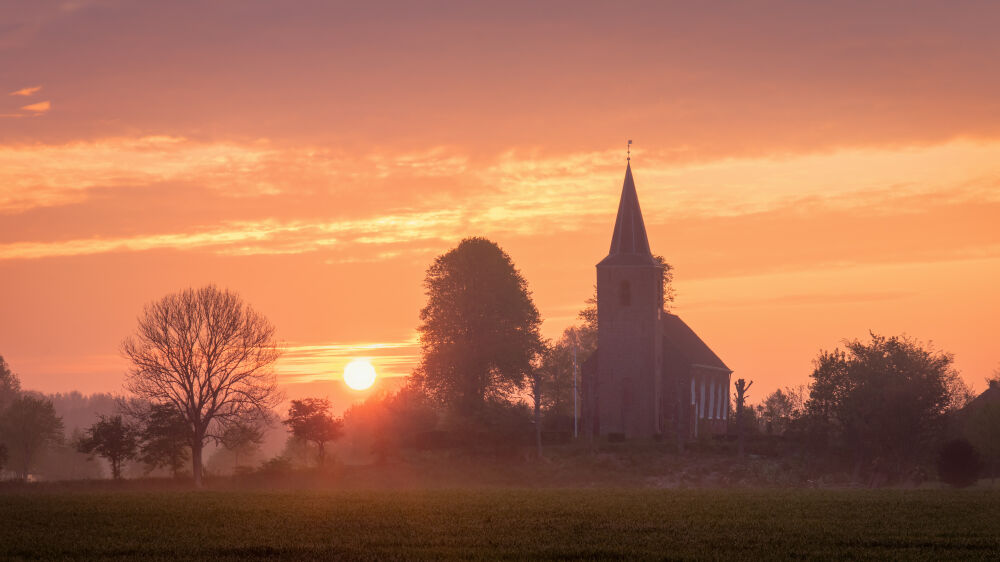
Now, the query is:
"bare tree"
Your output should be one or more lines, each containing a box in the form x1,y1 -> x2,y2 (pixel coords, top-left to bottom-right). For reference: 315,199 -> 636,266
220,419 -> 266,471
734,378 -> 753,459
122,285 -> 282,487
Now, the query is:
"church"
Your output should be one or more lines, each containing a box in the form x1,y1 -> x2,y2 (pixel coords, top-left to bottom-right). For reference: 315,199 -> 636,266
582,161 -> 732,440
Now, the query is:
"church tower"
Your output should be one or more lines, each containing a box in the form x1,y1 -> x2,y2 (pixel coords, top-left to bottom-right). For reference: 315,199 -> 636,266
595,162 -> 664,438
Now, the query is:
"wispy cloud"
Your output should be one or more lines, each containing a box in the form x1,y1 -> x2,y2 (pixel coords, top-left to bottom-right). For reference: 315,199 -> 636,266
20,100 -> 51,114
276,336 -> 420,384
9,86 -> 42,96
687,291 -> 911,311
0,212 -> 464,260
1,137 -> 998,267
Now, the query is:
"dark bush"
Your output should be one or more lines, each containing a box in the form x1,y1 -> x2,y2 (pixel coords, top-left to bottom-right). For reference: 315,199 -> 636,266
257,456 -> 294,476
937,438 -> 981,488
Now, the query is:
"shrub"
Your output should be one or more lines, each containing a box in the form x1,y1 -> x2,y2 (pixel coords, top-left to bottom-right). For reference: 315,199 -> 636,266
937,438 -> 981,488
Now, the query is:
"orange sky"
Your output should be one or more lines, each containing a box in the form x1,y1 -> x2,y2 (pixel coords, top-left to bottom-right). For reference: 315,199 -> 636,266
1,1 -> 998,409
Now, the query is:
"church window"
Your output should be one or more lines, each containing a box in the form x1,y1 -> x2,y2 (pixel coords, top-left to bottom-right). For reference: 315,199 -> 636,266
708,379 -> 715,419
699,378 -> 706,419
619,280 -> 631,306
717,380 -> 724,419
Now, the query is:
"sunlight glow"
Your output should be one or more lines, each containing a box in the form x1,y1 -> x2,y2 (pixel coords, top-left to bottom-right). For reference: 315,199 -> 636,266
343,359 -> 377,390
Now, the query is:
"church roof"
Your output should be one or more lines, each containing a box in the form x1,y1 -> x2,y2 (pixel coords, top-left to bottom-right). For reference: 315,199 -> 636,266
661,313 -> 732,373
598,162 -> 658,266
961,382 -> 1000,413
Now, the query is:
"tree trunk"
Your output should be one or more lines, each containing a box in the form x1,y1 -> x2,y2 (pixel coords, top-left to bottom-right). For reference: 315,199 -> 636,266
192,440 -> 204,488
737,402 -> 745,459
734,379 -> 752,460
317,441 -> 325,467
851,448 -> 864,484
19,442 -> 31,480
534,400 -> 543,460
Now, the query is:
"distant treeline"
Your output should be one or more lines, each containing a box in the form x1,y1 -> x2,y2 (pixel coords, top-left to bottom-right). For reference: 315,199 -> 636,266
2,237 -> 998,489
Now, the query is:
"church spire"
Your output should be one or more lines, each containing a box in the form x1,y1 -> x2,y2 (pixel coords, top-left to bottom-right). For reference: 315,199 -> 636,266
598,161 -> 656,266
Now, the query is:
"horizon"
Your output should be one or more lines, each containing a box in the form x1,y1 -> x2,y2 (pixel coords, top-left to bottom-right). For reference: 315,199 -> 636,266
1,2 -> 998,410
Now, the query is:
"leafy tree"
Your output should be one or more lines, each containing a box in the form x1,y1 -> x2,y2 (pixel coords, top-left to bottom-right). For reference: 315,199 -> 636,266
413,237 -> 544,415
283,398 -> 343,467
536,338 -> 574,429
937,438 -> 981,488
0,395 -> 64,479
121,285 -> 282,486
0,355 -> 21,411
77,415 -> 139,480
759,386 -> 805,436
37,430 -> 104,481
132,402 -> 190,476
946,377 -> 976,412
0,356 -> 21,471
805,333 -> 962,479
219,420 -> 266,470
341,385 -> 438,462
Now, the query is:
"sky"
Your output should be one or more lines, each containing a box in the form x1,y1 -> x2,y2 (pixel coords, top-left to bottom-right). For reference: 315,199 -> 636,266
1,1 -> 998,409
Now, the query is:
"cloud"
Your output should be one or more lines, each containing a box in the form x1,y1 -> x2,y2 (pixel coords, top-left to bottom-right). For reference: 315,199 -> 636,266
4,135 -> 999,217
276,336 -> 420,384
20,100 -> 51,113
0,137 -> 998,270
687,291 -> 911,311
9,86 -> 42,96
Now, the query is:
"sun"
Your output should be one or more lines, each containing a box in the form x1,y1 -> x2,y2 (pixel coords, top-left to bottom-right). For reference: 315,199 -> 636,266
343,359 -> 377,390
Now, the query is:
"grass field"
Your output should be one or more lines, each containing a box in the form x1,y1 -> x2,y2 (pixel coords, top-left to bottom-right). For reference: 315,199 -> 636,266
2,488 -> 999,560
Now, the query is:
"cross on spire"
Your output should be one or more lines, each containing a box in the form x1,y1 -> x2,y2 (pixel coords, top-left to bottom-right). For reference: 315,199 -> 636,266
627,139 -> 632,161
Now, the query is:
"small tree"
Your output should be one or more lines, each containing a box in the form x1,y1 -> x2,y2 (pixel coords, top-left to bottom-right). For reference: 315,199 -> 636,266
341,384 -> 438,463
0,395 -> 63,479
0,355 -> 21,411
938,438 -> 981,488
220,420 -> 266,471
136,402 -> 191,477
734,379 -> 753,458
77,415 -> 139,480
760,386 -> 805,436
122,285 -> 282,486
283,398 -> 343,467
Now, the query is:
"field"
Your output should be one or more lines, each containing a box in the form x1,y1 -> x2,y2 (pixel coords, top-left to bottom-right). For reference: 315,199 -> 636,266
2,488 -> 999,560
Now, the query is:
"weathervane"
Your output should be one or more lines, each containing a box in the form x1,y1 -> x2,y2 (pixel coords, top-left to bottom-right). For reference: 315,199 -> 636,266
627,139 -> 632,162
